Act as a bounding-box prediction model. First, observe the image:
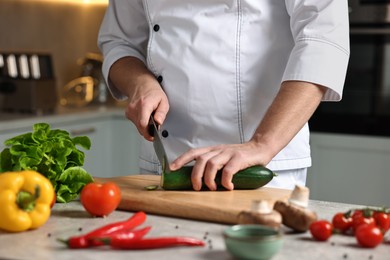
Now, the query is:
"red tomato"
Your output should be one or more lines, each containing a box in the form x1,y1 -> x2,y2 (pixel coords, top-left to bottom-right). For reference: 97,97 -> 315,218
332,212 -> 353,233
373,211 -> 390,234
80,182 -> 122,217
352,210 -> 375,233
309,220 -> 333,241
355,224 -> 383,248
352,209 -> 363,219
50,192 -> 56,208
352,215 -> 375,233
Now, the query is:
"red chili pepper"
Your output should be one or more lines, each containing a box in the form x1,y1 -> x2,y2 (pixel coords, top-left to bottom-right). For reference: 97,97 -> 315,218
89,226 -> 152,247
106,236 -> 206,250
58,211 -> 147,248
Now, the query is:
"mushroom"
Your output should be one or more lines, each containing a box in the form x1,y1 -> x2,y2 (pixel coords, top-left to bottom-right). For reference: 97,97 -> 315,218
237,200 -> 282,229
273,185 -> 317,232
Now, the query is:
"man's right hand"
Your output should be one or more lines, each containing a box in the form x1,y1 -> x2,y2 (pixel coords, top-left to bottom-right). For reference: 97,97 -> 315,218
108,56 -> 169,141
125,83 -> 169,141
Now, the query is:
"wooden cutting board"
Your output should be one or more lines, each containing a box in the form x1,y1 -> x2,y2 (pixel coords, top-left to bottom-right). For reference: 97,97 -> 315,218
94,175 -> 291,224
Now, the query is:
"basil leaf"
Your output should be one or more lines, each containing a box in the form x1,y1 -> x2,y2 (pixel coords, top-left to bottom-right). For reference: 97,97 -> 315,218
57,166 -> 94,203
72,136 -> 91,150
0,123 -> 93,203
0,148 -> 12,171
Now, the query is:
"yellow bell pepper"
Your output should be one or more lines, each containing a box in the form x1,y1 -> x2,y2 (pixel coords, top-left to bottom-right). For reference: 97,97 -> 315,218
0,171 -> 55,232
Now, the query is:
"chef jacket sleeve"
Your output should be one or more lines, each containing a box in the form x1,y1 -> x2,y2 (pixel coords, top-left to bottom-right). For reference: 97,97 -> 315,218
283,0 -> 350,101
98,0 -> 149,100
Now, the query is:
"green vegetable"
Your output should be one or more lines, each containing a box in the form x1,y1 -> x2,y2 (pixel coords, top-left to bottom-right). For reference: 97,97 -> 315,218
0,123 -> 93,203
144,185 -> 159,191
161,165 -> 275,190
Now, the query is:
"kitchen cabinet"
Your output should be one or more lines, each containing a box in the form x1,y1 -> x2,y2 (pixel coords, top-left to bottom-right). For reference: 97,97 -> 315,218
51,116 -> 140,177
0,107 -> 141,178
306,132 -> 390,207
105,116 -> 140,176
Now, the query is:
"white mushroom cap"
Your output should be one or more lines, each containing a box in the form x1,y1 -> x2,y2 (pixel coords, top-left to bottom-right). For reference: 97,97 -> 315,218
288,185 -> 310,208
251,200 -> 273,214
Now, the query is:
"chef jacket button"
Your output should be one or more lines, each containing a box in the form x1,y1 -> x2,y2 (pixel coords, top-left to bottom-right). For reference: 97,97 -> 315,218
153,24 -> 160,32
162,130 -> 169,138
157,75 -> 163,83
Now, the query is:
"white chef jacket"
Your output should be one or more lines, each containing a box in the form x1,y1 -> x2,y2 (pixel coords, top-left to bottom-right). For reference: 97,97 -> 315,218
98,0 -> 350,174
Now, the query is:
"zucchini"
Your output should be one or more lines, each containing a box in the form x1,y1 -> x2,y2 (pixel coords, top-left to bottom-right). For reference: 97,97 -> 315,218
161,165 -> 275,190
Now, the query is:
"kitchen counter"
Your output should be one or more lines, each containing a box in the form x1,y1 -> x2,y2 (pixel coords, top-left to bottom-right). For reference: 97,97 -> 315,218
0,104 -> 126,133
0,200 -> 389,260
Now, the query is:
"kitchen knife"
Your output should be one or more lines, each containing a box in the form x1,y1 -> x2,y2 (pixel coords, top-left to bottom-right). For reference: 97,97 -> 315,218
149,115 -> 170,173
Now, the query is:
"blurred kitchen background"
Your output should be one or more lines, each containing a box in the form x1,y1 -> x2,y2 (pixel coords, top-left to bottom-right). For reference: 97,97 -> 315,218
0,0 -> 111,111
0,0 -> 389,207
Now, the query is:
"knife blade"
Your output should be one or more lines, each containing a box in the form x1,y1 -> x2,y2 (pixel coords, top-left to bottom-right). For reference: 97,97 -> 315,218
149,115 -> 170,173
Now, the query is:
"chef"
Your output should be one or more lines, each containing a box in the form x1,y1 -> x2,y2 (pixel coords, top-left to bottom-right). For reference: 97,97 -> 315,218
98,0 -> 350,191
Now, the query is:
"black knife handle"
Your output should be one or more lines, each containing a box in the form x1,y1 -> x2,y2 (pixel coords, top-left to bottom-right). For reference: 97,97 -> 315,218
147,123 -> 155,137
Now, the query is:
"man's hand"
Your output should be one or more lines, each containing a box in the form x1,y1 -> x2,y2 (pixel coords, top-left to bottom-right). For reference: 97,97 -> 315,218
170,141 -> 269,191
125,83 -> 169,141
109,57 -> 169,140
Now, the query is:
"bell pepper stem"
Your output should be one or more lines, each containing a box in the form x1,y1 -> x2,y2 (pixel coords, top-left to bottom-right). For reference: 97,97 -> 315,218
16,185 -> 40,212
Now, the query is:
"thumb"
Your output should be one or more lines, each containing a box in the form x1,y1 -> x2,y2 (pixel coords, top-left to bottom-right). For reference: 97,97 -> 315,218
153,99 -> 169,125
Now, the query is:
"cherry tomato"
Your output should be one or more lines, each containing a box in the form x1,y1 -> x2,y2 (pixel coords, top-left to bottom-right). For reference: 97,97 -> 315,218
332,212 -> 353,233
352,216 -> 375,233
80,182 -> 122,217
352,209 -> 375,233
309,220 -> 333,241
355,224 -> 383,248
352,209 -> 363,219
373,211 -> 390,234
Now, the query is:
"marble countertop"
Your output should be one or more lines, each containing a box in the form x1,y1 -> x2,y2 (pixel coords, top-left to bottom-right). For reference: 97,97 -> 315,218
0,200 -> 389,260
